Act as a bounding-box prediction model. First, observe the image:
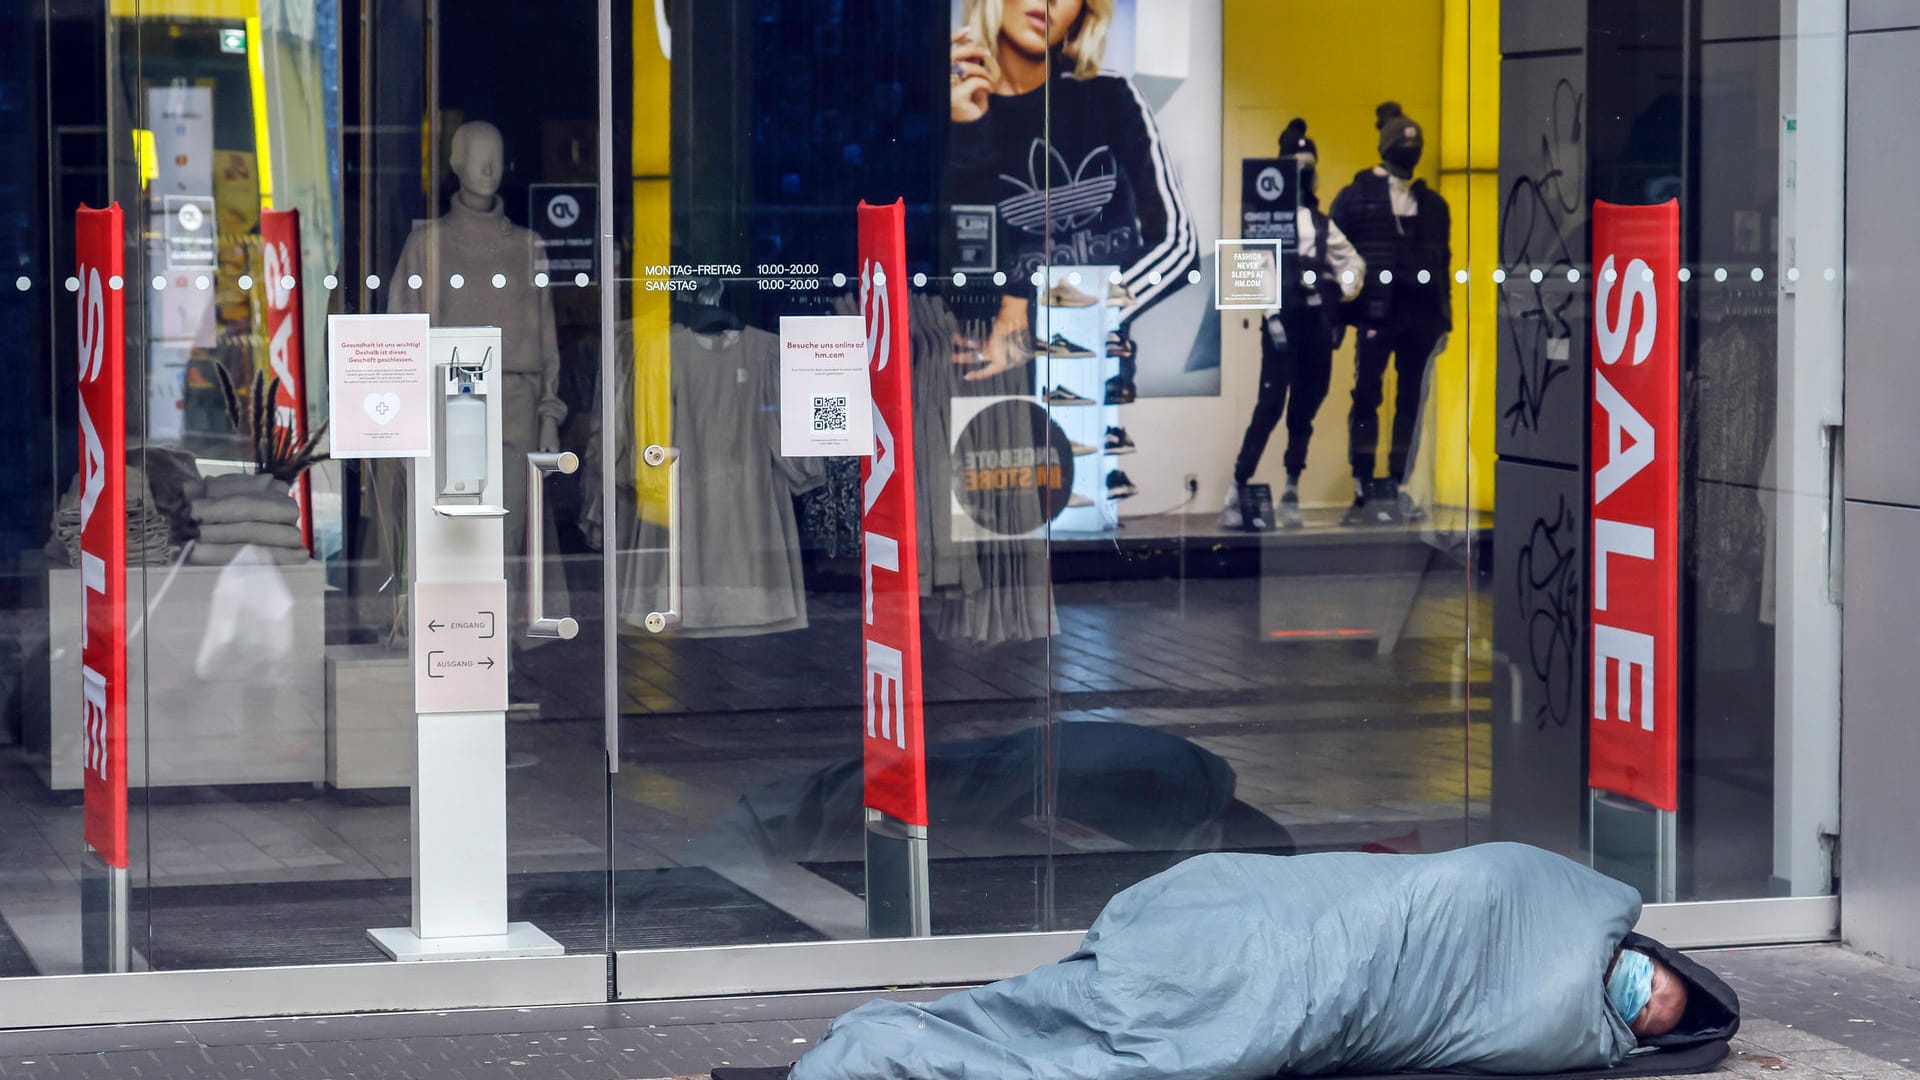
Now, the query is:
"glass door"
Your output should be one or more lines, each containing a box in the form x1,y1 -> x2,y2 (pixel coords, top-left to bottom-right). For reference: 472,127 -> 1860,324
1,0 -> 614,985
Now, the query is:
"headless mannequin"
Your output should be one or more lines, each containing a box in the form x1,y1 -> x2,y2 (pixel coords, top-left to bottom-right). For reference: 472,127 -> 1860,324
389,120 -> 568,641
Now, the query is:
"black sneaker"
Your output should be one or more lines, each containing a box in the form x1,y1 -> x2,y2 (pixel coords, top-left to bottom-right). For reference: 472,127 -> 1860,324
1044,333 -> 1095,358
1104,375 -> 1137,405
1104,426 -> 1136,454
1107,470 -> 1138,499
1279,489 -> 1303,529
1045,385 -> 1095,406
1106,331 -> 1135,360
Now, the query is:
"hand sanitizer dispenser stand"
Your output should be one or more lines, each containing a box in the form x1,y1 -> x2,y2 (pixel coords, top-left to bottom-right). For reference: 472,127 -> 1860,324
368,325 -> 564,961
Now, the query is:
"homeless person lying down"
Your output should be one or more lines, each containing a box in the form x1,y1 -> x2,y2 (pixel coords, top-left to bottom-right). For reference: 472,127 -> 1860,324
721,843 -> 1739,1080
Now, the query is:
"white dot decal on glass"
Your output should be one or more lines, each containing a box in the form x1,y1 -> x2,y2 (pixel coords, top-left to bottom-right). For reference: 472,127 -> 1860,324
407,274 -> 423,289
238,274 -> 254,291
832,272 -> 848,288
1604,267 -> 1618,283
1823,267 -> 1836,281
195,275 -> 211,290
574,272 -> 589,287
1302,270 -> 1318,286
64,277 -> 79,293
1455,269 -> 1469,284
491,273 -> 506,289
366,274 -> 382,289
1640,267 -> 1654,283
1187,268 -> 1202,285
108,275 -> 123,291
1148,271 -> 1163,285
952,272 -> 966,287
1417,269 -> 1431,284
1568,268 -> 1581,283
1029,271 -> 1043,287
323,274 -> 339,290
13,276 -> 28,292
1750,267 -> 1765,282
1528,268 -> 1544,284
1379,270 -> 1393,285
1341,271 -> 1355,285
1067,272 -> 1082,285
912,272 -> 928,288
534,272 -> 550,288
1108,270 -> 1123,284
449,274 -> 465,289
1678,267 -> 1692,283
151,275 -> 166,291
1713,267 -> 1728,283
1491,269 -> 1507,284
1786,267 -> 1800,283
992,272 -> 1007,287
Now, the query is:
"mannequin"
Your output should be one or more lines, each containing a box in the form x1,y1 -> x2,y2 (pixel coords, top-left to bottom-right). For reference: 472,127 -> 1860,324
389,120 -> 568,637
1329,102 -> 1453,526
1223,118 -> 1364,531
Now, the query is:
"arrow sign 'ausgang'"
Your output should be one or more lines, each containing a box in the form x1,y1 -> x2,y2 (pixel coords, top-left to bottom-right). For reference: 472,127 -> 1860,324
414,580 -> 508,714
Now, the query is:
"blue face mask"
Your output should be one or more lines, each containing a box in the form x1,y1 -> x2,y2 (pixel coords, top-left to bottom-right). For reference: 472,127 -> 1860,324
1608,948 -> 1654,1028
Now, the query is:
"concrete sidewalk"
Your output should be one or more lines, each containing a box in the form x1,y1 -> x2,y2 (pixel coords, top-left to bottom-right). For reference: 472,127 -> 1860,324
0,945 -> 1913,1079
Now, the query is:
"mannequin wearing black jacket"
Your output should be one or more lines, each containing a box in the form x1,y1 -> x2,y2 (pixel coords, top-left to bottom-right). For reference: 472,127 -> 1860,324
1329,102 -> 1453,524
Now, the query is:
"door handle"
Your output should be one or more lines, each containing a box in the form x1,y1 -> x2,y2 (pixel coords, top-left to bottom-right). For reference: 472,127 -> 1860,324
643,444 -> 682,633
525,450 -> 580,640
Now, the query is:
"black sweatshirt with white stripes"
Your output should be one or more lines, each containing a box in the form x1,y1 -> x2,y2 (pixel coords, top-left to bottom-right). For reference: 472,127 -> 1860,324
946,64 -> 1198,321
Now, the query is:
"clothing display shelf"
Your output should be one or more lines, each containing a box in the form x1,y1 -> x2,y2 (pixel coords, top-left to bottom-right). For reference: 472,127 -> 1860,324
1037,264 -> 1124,532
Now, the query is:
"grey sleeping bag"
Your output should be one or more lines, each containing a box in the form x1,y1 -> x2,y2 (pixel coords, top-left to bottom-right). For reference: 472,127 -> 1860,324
791,844 -> 1642,1080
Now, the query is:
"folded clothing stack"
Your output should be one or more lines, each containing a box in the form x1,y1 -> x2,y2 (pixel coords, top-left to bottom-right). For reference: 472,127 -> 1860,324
183,474 -> 309,567
46,464 -> 179,567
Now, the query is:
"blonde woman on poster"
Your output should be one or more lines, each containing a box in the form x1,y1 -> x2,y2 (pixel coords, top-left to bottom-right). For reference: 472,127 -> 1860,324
948,0 -> 1197,381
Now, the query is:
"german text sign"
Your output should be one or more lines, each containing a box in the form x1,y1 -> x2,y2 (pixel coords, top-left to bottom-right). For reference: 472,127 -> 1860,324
1588,199 -> 1680,812
413,580 -> 509,714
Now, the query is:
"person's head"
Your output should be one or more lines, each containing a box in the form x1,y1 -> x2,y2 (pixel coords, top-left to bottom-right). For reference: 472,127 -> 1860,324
449,121 -> 504,201
1609,948 -> 1690,1039
1279,117 -> 1319,203
964,0 -> 1112,81
1374,101 -> 1423,179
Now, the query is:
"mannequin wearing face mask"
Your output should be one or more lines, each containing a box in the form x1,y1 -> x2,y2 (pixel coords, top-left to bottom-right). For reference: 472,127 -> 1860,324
1329,102 -> 1453,526
389,120 -> 568,636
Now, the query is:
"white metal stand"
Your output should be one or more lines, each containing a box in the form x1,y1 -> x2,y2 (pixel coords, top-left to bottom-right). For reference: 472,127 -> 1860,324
368,325 -> 561,962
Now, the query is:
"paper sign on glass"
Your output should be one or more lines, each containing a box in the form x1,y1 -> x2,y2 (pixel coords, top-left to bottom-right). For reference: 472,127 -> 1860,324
778,314 -> 874,457
327,313 -> 431,458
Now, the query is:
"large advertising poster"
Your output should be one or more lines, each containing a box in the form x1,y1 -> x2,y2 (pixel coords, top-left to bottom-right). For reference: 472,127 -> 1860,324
1587,199 -> 1680,813
260,209 -> 314,552
858,200 -> 930,827
76,204 -> 129,869
946,0 -> 1220,396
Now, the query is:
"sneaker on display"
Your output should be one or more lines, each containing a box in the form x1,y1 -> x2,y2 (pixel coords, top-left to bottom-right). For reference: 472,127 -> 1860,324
1104,426 -> 1137,454
1106,333 -> 1135,361
1279,489 -> 1303,529
1107,469 -> 1138,500
1044,332 -> 1096,358
1042,280 -> 1099,308
1369,479 -> 1403,525
1069,439 -> 1098,456
1045,385 -> 1096,406
1104,375 -> 1137,405
1107,281 -> 1138,308
1396,488 -> 1428,524
1068,492 -> 1095,508
1219,486 -> 1244,530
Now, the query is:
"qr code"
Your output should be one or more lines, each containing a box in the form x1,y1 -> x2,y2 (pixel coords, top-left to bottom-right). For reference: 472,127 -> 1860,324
811,395 -> 849,432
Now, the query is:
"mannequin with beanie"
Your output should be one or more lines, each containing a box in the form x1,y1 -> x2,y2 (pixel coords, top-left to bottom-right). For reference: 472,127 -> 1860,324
1224,119 -> 1363,530
1329,102 -> 1453,525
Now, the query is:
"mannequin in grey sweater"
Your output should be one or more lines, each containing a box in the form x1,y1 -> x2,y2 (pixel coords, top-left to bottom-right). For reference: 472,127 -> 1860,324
389,120 -> 567,631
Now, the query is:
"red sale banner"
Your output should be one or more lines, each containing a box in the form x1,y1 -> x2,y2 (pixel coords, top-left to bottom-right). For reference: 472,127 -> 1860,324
76,204 -> 129,868
260,209 -> 313,552
858,199 -> 928,827
1588,199 -> 1680,813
